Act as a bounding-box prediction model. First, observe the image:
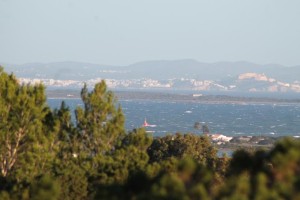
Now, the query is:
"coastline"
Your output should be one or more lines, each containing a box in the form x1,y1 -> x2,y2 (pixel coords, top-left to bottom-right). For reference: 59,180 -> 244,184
46,89 -> 300,105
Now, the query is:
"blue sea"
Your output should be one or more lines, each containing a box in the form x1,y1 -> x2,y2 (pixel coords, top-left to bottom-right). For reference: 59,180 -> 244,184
48,98 -> 300,137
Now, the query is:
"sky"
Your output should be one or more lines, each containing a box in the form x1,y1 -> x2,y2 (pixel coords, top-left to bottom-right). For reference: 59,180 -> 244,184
1,0 -> 300,66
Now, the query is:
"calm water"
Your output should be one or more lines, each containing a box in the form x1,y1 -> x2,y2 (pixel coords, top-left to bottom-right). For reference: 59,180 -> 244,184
48,99 -> 300,137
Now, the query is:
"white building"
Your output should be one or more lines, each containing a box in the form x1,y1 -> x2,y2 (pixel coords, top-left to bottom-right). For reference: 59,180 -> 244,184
208,134 -> 232,142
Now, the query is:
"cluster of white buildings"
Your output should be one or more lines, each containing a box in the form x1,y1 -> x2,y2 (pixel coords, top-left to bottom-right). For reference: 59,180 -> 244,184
17,74 -> 300,92
239,73 -> 300,93
207,134 -> 233,144
17,78 -> 177,89
18,78 -> 81,87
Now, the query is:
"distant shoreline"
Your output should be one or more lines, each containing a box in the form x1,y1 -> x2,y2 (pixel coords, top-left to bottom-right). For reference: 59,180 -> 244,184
46,89 -> 300,105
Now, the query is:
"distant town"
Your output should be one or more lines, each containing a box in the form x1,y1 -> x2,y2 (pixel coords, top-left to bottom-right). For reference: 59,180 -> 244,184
19,72 -> 300,93
2,60 -> 300,93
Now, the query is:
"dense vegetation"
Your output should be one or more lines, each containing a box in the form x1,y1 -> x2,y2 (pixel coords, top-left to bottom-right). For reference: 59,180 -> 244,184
1,67 -> 300,199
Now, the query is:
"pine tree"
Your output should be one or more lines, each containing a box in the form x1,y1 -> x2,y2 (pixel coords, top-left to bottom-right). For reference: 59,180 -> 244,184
75,80 -> 125,172
0,67 -> 51,181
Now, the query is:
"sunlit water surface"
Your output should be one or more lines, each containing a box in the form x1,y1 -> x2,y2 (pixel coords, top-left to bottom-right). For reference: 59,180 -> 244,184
48,99 -> 300,137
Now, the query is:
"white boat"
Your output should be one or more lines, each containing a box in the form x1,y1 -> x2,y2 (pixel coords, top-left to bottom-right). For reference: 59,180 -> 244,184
142,118 -> 157,127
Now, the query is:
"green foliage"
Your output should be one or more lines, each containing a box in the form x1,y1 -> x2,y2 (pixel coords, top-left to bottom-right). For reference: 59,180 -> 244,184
0,191 -> 10,200
216,138 -> 300,200
75,81 -> 125,173
90,128 -> 153,188
55,163 -> 88,200
96,157 -> 213,200
268,137 -> 300,199
150,173 -> 188,200
147,133 -> 217,167
76,81 -> 125,153
30,175 -> 60,200
0,67 -> 53,182
216,173 -> 251,200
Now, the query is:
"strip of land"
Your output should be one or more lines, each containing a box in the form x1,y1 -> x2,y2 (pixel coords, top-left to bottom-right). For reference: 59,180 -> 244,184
46,89 -> 300,104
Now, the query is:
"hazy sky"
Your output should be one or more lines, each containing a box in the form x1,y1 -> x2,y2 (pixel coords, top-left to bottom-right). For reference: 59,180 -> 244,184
1,0 -> 300,66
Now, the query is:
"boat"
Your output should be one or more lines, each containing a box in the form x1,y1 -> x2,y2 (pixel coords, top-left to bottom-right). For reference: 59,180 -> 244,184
142,118 -> 157,127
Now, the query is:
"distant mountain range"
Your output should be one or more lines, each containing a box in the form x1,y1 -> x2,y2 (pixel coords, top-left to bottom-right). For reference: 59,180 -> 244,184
1,60 -> 300,93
